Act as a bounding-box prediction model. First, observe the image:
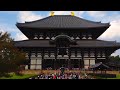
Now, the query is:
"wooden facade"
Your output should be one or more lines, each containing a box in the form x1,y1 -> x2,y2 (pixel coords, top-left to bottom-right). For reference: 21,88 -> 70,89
15,15 -> 120,70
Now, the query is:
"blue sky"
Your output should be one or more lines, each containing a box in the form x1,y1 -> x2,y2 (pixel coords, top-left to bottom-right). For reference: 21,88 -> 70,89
0,11 -> 120,56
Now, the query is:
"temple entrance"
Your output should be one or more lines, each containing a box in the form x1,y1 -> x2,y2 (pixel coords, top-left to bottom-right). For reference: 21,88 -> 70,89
71,59 -> 79,69
70,59 -> 84,69
42,59 -> 84,70
80,59 -> 84,69
42,59 -> 54,70
55,59 -> 68,69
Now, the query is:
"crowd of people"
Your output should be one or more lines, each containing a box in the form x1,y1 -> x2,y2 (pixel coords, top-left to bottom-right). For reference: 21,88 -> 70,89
29,72 -> 94,79
29,67 -> 95,79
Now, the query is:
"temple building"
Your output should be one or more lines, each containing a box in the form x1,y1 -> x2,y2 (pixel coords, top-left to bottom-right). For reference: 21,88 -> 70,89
14,12 -> 120,70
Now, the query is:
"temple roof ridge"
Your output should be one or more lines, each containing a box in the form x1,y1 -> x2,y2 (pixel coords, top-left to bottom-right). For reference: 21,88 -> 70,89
16,15 -> 110,29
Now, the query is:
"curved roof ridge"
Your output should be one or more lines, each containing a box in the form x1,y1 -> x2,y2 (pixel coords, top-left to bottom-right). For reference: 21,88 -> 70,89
17,15 -> 110,25
19,15 -> 72,24
96,39 -> 116,42
17,16 -> 51,24
16,15 -> 110,29
73,15 -> 109,25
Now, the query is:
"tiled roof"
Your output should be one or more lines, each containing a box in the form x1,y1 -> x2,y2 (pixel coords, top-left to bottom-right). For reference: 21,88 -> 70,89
16,15 -> 110,29
14,39 -> 120,48
90,62 -> 110,69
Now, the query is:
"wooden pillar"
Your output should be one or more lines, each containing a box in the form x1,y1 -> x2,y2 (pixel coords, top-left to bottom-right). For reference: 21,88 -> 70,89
79,59 -> 81,70
88,49 -> 90,68
78,50 -> 81,70
80,33 -> 82,40
68,48 -> 71,70
95,48 -> 97,64
105,48 -> 109,63
54,48 -> 57,70
89,59 -> 90,68
28,50 -> 31,69
41,48 -> 44,70
81,49 -> 84,69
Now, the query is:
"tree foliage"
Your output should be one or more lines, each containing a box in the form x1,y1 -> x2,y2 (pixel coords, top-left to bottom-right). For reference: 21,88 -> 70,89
107,55 -> 120,70
109,55 -> 120,64
0,32 -> 26,76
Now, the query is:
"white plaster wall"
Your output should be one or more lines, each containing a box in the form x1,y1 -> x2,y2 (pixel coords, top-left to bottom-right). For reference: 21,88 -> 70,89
84,59 -> 89,69
30,65 -> 35,69
36,60 -> 42,64
90,60 -> 95,65
84,60 -> 89,66
25,65 -> 28,70
36,65 -> 42,69
31,60 -> 36,64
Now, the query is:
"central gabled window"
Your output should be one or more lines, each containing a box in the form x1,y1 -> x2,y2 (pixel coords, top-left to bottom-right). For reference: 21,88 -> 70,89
49,34 -> 77,56
57,48 -> 68,55
55,35 -> 71,55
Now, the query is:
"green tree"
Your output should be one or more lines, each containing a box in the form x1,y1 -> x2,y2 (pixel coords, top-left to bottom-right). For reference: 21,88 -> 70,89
108,55 -> 120,70
0,32 -> 26,76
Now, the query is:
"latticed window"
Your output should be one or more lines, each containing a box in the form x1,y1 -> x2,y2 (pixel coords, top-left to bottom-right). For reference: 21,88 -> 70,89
44,51 -> 49,57
31,53 -> 36,57
37,53 -> 42,57
71,51 -> 75,57
58,48 -> 68,55
102,51 -> 105,57
84,51 -> 88,57
50,53 -> 55,57
90,51 -> 95,57
97,51 -> 101,57
77,52 -> 81,57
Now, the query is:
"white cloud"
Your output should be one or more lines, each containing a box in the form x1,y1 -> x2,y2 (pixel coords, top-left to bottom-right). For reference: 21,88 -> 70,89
17,11 -> 43,23
0,22 -> 27,41
0,28 -> 5,33
111,50 -> 120,56
97,13 -> 120,56
16,11 -> 47,40
52,11 -> 69,15
49,11 -> 71,15
18,11 -> 85,23
99,16 -> 120,41
15,32 -> 28,41
49,11 -> 85,17
87,11 -> 107,18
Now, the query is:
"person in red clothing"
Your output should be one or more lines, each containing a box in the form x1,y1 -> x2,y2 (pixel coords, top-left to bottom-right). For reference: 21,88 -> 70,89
53,74 -> 57,79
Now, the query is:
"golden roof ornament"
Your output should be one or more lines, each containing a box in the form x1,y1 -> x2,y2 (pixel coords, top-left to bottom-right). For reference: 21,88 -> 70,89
50,11 -> 54,16
71,12 -> 75,16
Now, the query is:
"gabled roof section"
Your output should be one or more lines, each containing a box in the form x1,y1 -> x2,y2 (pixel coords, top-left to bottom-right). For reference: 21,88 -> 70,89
14,39 -> 120,48
49,34 -> 77,45
89,62 -> 110,70
16,15 -> 110,29
75,40 -> 120,47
